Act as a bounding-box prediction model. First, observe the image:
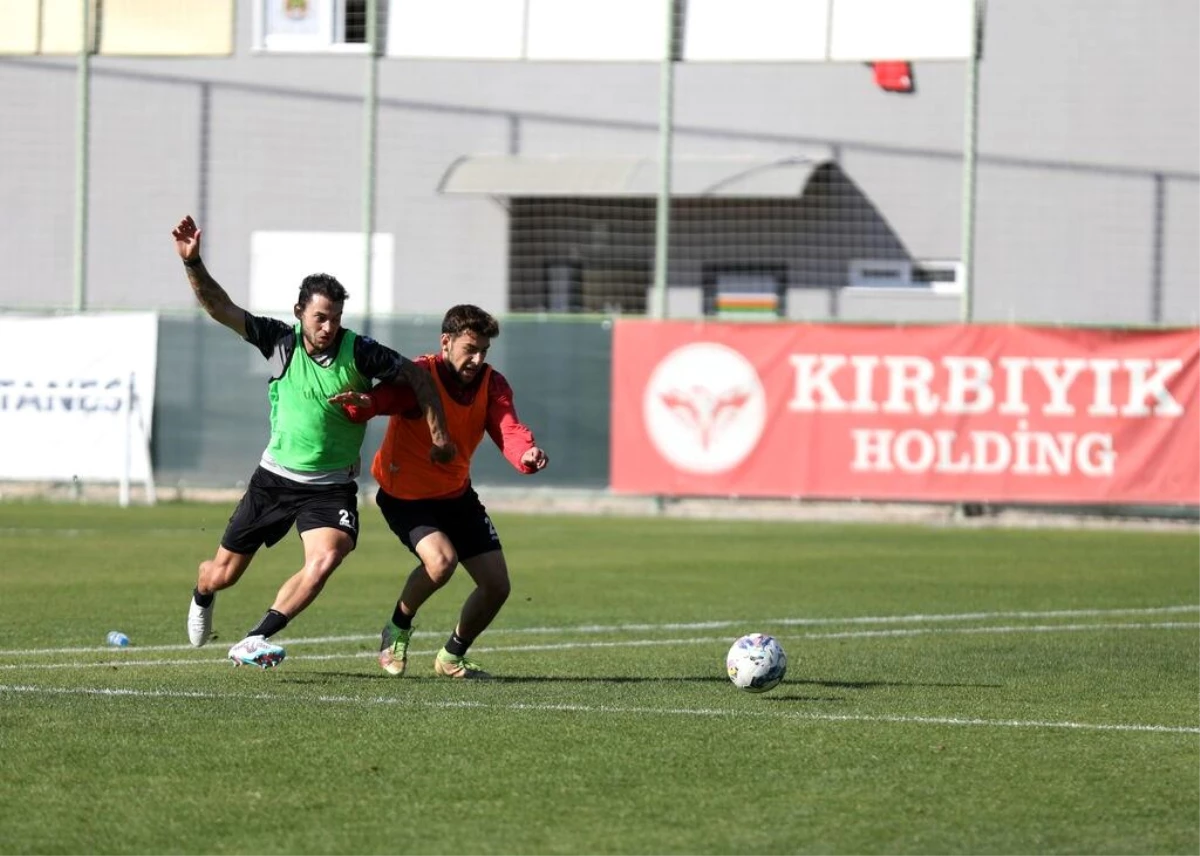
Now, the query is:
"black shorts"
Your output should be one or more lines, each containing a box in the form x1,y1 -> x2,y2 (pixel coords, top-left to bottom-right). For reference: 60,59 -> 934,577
220,467 -> 360,555
375,485 -> 501,562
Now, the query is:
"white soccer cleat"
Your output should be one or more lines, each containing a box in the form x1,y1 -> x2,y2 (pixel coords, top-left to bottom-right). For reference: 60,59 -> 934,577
228,635 -> 286,669
187,596 -> 214,647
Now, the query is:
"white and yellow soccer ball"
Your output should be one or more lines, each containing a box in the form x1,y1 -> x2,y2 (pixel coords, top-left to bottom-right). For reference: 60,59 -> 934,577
725,633 -> 787,693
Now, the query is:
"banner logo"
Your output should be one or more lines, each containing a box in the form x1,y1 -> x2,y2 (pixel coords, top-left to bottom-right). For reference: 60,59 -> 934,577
643,342 -> 766,474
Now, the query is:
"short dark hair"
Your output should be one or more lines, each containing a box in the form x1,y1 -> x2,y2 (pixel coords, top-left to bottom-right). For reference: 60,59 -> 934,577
297,273 -> 349,309
442,304 -> 499,338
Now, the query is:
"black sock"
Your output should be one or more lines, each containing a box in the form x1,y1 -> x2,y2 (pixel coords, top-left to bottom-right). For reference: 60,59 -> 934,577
391,603 -> 413,630
248,609 -> 289,639
444,631 -> 472,658
193,588 -> 215,609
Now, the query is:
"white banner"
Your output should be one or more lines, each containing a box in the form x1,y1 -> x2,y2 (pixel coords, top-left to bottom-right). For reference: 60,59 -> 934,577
0,313 -> 158,484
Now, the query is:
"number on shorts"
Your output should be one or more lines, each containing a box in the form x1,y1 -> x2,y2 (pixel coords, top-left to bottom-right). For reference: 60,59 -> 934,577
339,509 -> 357,531
483,515 -> 498,541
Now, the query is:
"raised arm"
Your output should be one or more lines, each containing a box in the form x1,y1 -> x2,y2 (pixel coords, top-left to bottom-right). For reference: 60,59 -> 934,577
171,215 -> 246,337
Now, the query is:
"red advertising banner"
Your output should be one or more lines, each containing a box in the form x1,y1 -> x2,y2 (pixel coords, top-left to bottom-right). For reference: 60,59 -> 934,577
610,322 -> 1200,504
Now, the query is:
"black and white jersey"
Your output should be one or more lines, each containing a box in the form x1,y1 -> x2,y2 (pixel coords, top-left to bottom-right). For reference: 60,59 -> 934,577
241,311 -> 407,484
242,312 -> 406,383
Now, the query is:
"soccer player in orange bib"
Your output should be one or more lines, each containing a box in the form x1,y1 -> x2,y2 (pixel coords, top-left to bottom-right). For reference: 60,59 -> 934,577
332,304 -> 549,678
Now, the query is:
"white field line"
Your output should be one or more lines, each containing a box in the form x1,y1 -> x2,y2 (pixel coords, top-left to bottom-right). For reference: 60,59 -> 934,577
0,621 -> 1195,671
2,604 -> 1196,657
494,605 -> 1200,634
0,683 -> 1195,735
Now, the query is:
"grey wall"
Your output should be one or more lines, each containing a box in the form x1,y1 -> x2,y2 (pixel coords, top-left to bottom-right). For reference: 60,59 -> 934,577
0,0 -> 1196,325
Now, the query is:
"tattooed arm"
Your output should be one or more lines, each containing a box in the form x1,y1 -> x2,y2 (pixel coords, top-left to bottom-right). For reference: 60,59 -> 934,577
171,215 -> 247,337
398,357 -> 457,463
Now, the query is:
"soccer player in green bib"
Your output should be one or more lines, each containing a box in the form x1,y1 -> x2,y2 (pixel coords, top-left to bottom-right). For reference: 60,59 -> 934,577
171,215 -> 456,668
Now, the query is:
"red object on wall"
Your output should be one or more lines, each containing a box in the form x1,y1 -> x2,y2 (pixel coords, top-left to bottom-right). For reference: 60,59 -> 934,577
609,321 -> 1200,505
873,61 -> 914,93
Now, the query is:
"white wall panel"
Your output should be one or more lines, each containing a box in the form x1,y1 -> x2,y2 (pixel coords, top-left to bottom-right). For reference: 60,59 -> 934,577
830,0 -> 974,61
525,0 -> 666,61
387,0 -> 526,59
684,0 -> 830,62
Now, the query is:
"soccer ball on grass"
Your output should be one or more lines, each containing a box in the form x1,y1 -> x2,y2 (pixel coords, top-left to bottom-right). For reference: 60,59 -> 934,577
725,633 -> 787,693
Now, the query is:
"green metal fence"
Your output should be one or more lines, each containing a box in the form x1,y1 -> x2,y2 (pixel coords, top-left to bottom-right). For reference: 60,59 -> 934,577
152,314 -> 613,491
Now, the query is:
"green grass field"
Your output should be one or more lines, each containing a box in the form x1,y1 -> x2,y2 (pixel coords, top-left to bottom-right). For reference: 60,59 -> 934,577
0,501 -> 1197,855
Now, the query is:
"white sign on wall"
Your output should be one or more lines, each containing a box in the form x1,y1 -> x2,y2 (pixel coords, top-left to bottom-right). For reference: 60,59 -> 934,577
379,0 -> 975,64
684,0 -> 830,62
525,0 -> 667,61
0,313 -> 158,492
387,0 -> 527,59
255,0 -> 336,51
830,0 -> 975,61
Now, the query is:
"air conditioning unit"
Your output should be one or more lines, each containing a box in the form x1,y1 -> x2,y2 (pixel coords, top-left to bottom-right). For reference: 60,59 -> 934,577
848,259 -> 963,294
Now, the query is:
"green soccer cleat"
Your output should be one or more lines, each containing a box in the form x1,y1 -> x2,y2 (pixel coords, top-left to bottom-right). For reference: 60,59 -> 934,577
379,623 -> 414,676
434,648 -> 491,680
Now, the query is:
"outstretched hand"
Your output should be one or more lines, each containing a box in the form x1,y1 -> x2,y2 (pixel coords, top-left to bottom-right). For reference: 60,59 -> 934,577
328,391 -> 372,408
522,447 -> 549,471
172,215 -> 202,262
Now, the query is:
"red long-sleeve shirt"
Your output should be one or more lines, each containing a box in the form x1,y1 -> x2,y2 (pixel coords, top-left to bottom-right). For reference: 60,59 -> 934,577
344,353 -> 539,478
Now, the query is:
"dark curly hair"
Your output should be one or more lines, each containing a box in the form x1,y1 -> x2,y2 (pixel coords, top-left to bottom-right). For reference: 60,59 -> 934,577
296,273 -> 349,309
442,304 -> 499,338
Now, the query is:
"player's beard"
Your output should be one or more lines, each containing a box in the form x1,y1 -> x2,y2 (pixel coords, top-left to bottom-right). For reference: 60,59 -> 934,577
305,328 -> 333,355
444,347 -> 474,384
455,356 -> 481,384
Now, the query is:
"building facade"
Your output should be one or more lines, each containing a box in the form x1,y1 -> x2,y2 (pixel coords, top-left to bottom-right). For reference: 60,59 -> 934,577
0,0 -> 1196,326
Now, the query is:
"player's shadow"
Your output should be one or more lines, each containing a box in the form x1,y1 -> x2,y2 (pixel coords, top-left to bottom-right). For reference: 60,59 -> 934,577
499,675 -> 730,684
288,673 -> 735,684
290,672 -> 799,687
285,671 -> 848,701
284,674 -> 1001,700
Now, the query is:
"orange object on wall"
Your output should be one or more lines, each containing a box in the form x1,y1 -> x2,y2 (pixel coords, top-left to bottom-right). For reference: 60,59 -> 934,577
610,321 -> 1200,504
